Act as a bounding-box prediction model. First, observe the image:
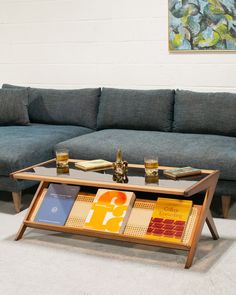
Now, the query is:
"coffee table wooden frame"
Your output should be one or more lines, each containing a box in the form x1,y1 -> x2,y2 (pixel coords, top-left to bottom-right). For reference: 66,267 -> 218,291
12,159 -> 220,269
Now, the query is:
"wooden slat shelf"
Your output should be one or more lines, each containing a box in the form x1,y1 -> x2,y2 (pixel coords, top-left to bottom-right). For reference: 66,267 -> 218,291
23,188 -> 202,251
24,220 -> 191,251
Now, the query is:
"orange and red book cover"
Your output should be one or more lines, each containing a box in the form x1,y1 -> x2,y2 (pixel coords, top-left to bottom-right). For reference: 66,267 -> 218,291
84,189 -> 136,234
145,198 -> 193,243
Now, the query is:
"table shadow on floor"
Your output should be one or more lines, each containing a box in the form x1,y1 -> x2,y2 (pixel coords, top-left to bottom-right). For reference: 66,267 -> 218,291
6,228 -> 235,273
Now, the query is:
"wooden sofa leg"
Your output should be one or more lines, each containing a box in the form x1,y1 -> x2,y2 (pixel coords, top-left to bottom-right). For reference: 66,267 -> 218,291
12,192 -> 22,213
221,195 -> 231,219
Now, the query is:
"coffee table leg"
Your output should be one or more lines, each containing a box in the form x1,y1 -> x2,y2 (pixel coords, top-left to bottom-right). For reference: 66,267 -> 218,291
14,181 -> 48,241
15,223 -> 27,241
185,211 -> 219,269
185,173 -> 219,268
206,210 -> 219,240
185,248 -> 196,269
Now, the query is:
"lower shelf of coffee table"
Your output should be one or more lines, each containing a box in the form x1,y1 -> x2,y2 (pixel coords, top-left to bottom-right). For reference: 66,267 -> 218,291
26,189 -> 202,251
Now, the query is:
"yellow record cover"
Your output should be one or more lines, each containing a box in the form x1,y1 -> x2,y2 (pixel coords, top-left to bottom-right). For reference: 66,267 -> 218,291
84,189 -> 136,234
145,198 -> 193,243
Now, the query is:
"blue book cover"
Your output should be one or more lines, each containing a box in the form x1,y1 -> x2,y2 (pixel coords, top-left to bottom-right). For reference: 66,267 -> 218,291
35,183 -> 80,225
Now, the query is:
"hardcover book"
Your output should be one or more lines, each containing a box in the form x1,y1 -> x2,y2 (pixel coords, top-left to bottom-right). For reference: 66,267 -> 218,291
75,159 -> 113,171
163,167 -> 201,179
84,189 -> 136,234
34,183 -> 80,225
145,198 -> 193,243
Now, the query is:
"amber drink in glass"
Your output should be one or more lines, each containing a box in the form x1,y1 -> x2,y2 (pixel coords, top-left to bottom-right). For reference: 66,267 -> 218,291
56,149 -> 69,174
144,156 -> 158,176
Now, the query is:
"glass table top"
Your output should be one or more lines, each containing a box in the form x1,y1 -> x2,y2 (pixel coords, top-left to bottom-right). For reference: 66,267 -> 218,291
14,160 -> 210,194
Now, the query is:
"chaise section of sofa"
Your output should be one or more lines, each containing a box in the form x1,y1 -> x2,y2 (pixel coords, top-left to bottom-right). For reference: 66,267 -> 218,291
1,84 -> 101,212
0,124 -> 92,211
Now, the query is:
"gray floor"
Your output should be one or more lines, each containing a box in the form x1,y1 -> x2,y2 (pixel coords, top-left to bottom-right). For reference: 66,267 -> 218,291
0,188 -> 236,295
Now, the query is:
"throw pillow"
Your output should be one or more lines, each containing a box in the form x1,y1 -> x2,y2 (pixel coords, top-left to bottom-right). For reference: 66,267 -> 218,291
0,89 -> 30,126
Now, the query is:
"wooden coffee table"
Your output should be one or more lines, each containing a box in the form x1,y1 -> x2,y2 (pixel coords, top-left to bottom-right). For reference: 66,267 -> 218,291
12,159 -> 220,269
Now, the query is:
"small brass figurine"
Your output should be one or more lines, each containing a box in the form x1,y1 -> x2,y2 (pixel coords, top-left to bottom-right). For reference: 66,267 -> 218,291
113,149 -> 128,183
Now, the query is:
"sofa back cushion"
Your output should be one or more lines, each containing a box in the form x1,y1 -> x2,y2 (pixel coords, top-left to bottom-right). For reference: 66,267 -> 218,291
97,88 -> 174,131
173,90 -> 236,136
0,88 -> 30,126
28,88 -> 101,129
2,84 -> 101,129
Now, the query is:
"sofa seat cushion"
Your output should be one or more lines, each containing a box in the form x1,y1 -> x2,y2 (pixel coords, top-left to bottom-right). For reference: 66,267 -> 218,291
56,129 -> 236,181
0,124 -> 92,176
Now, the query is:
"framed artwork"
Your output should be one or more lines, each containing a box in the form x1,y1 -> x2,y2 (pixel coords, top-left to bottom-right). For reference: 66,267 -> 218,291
169,0 -> 236,52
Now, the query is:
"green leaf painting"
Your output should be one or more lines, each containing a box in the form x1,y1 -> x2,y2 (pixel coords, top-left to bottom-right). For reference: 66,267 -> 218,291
169,0 -> 236,50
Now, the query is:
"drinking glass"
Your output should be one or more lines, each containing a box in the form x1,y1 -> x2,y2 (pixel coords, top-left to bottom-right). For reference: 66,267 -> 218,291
56,148 -> 69,174
144,155 -> 158,176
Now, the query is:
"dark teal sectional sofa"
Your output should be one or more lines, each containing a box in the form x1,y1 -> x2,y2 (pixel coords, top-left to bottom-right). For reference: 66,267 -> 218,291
1,84 -> 236,216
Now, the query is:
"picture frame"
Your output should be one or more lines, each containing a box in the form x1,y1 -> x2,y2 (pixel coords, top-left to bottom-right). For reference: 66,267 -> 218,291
168,0 -> 236,52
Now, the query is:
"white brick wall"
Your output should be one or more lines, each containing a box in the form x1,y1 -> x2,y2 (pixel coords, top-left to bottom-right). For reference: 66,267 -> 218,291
0,0 -> 236,91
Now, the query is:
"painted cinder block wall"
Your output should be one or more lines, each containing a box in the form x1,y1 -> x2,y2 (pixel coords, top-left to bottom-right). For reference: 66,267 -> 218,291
0,0 -> 235,92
